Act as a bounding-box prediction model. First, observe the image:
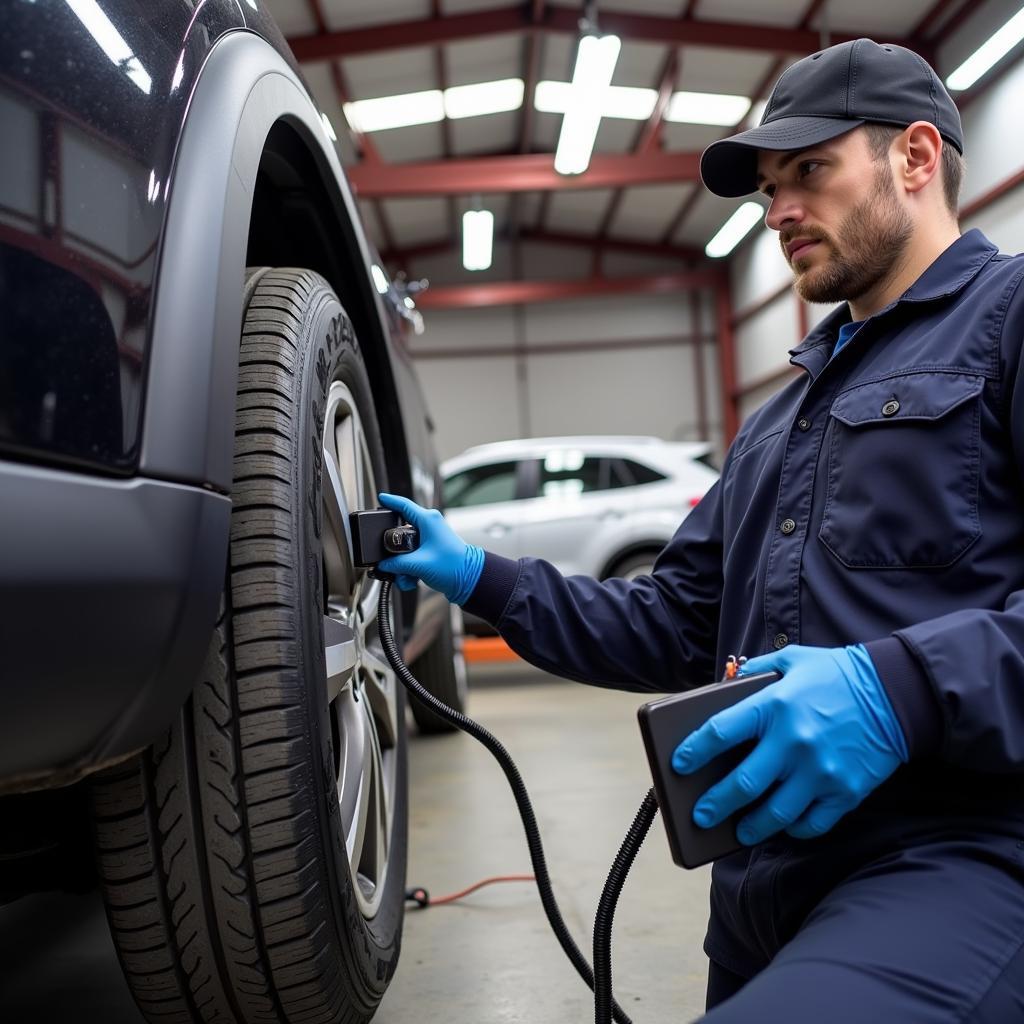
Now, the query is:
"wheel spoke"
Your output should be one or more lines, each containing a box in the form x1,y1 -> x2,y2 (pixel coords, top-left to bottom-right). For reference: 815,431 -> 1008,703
322,450 -> 355,598
324,616 -> 357,703
360,647 -> 398,750
346,711 -> 376,868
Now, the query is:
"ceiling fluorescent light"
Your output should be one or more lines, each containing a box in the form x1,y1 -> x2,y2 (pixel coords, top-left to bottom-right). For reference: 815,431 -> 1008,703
555,34 -> 622,175
946,5 -> 1024,91
666,91 -> 751,126
537,81 -> 654,120
463,209 -> 494,271
445,78 -> 524,119
344,89 -> 444,133
705,202 -> 764,258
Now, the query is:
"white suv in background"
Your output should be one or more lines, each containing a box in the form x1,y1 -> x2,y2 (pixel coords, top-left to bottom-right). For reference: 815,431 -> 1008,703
441,436 -> 720,581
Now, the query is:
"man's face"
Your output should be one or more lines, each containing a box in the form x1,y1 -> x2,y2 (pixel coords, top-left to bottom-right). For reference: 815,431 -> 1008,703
755,128 -> 913,305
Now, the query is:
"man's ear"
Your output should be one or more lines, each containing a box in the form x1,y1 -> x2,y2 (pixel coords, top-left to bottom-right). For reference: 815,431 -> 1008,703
898,121 -> 943,197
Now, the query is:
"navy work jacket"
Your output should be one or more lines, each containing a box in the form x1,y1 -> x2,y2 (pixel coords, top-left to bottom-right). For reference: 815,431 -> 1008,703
463,230 -> 1024,964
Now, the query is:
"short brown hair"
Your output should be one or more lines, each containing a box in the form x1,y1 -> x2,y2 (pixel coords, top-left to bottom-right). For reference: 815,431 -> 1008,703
862,122 -> 964,216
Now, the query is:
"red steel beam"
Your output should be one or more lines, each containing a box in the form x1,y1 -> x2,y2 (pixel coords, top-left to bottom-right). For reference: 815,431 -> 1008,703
287,6 -> 902,63
716,276 -> 740,443
416,268 -> 724,309
348,150 -> 700,197
380,227 -> 707,267
911,0 -> 964,39
519,228 -> 706,263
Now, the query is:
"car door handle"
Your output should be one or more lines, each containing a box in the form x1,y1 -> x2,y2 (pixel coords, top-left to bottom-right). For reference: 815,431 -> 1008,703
598,509 -> 623,521
485,522 -> 510,537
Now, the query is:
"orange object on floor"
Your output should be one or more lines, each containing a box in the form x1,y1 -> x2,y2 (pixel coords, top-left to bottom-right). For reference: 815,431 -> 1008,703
463,636 -> 520,663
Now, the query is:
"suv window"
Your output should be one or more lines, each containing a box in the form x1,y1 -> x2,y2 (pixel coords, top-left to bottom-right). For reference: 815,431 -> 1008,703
619,458 -> 667,486
539,453 -> 629,497
444,461 -> 519,508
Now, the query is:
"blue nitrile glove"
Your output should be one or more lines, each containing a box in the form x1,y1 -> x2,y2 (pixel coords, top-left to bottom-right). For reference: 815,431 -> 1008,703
376,493 -> 485,605
672,644 -> 909,844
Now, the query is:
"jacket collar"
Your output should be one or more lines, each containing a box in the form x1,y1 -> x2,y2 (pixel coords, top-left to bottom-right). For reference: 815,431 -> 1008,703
788,229 -> 999,373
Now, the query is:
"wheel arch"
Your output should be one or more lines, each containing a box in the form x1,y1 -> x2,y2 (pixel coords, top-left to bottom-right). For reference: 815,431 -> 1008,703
140,30 -> 411,501
599,541 -> 667,580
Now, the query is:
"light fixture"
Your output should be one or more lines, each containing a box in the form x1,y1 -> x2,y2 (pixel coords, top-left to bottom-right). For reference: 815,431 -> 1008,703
536,81 -> 656,120
445,78 -> 525,119
344,79 -> 526,133
64,0 -> 151,93
462,208 -> 494,271
946,5 -> 1024,91
537,81 -> 753,127
666,91 -> 751,126
554,33 -> 622,175
705,202 -> 764,258
371,265 -> 389,294
345,90 -> 445,133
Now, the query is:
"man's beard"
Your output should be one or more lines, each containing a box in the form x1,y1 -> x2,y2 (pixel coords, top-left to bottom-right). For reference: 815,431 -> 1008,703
784,168 -> 913,305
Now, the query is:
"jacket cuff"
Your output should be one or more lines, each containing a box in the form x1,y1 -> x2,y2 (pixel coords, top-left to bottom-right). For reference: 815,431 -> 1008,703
460,551 -> 522,626
864,636 -> 943,758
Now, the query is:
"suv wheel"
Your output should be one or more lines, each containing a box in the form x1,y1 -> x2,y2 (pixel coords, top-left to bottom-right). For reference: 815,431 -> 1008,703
605,550 -> 660,581
91,268 -> 407,1024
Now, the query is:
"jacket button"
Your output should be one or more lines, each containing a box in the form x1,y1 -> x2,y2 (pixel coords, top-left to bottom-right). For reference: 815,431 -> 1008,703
881,399 -> 900,417
780,518 -> 796,535
773,633 -> 789,650
797,417 -> 812,431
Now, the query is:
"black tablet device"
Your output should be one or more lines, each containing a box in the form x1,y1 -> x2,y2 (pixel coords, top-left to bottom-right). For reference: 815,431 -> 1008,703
637,671 -> 781,869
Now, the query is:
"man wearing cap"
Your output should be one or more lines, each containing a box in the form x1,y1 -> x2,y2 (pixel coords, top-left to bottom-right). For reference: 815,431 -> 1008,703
379,39 -> 1024,1020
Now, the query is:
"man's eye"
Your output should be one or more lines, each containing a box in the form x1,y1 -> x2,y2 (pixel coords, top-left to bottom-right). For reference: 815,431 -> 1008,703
798,161 -> 821,178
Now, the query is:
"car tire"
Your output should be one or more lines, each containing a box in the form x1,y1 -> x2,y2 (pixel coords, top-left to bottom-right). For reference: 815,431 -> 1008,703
91,268 -> 407,1024
605,550 -> 660,581
408,606 -> 468,734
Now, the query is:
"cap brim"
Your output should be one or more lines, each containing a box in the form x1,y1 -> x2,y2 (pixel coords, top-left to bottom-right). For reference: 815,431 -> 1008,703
700,116 -> 865,198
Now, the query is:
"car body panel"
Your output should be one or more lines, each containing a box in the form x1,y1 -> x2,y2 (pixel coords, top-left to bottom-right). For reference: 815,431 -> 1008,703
0,4 -> 445,789
443,436 -> 719,579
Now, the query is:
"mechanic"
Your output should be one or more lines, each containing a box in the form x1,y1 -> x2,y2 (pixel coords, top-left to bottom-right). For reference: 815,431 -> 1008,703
378,38 -> 1024,1022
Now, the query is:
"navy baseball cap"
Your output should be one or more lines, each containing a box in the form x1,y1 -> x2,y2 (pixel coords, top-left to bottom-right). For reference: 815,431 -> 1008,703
700,38 -> 964,198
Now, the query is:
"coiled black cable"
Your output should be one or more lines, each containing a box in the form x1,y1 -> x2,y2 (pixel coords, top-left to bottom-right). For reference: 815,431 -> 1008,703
376,578 -> 639,1024
593,790 -> 660,1024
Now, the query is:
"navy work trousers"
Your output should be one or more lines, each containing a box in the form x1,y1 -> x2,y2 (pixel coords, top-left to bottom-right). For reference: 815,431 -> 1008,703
699,824 -> 1024,1022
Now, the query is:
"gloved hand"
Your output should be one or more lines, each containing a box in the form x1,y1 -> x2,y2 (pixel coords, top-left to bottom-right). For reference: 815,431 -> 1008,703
672,644 -> 908,844
376,493 -> 485,605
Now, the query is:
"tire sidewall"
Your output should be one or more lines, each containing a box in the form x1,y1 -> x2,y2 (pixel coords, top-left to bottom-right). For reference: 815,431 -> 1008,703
291,278 -> 408,999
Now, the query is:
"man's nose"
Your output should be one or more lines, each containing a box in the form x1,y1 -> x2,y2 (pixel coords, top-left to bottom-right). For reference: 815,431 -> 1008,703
765,191 -> 804,233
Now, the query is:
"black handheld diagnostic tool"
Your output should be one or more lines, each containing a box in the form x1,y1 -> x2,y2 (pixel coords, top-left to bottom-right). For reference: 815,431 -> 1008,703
637,668 -> 781,869
349,509 -> 419,567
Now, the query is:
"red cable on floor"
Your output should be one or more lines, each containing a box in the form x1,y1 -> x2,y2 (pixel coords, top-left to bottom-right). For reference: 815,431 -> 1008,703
405,874 -> 536,908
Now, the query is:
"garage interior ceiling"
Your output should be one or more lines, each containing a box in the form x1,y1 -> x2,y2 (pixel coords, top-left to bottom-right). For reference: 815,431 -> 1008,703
266,0 -> 976,285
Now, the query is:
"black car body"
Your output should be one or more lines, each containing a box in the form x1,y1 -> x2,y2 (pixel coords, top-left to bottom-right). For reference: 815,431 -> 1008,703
1,3 -> 459,1019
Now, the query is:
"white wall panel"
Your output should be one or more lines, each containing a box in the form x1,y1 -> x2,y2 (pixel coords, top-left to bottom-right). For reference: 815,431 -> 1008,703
526,344 -> 705,442
730,224 -> 788,312
963,188 -> 1024,255
959,55 -> 1024,209
415,355 -> 521,460
523,292 -> 693,343
736,293 -> 800,390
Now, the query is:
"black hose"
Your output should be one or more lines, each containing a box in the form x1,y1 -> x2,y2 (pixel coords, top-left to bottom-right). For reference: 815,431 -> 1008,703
376,579 -> 635,1024
593,790 -> 660,1024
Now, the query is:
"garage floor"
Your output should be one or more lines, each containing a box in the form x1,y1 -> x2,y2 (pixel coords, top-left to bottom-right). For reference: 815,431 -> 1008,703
377,665 -> 713,1024
0,666 -> 712,1024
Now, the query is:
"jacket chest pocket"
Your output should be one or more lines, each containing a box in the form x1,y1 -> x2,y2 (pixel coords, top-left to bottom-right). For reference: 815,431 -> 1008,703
819,371 -> 985,569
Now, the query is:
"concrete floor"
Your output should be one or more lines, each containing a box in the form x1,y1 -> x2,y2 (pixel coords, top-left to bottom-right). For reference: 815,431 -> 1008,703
0,666 -> 712,1023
